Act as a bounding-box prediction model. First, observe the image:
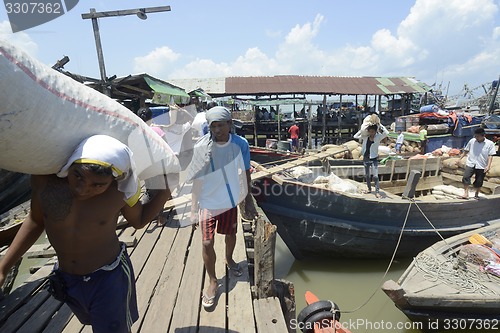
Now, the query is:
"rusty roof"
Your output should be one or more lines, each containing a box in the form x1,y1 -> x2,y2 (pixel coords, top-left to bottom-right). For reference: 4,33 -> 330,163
222,75 -> 430,96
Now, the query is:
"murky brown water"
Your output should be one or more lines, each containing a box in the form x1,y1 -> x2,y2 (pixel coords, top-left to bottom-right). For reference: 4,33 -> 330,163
275,235 -> 493,333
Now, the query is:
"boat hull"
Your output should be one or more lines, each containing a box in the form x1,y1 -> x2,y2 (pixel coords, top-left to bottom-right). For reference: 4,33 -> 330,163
254,179 -> 499,258
382,223 -> 500,329
0,169 -> 31,215
400,307 -> 500,331
0,200 -> 30,246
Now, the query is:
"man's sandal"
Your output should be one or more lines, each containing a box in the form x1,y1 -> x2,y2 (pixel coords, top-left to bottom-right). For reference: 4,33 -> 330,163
201,284 -> 220,309
202,292 -> 216,309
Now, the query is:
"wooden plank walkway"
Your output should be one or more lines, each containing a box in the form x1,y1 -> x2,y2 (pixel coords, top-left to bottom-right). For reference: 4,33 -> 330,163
0,196 -> 288,332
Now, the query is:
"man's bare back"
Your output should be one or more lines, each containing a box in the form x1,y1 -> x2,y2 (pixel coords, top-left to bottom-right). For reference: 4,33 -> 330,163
33,170 -> 126,275
0,134 -> 176,332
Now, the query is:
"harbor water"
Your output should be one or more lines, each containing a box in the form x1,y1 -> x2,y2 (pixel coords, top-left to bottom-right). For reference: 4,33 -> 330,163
275,235 -> 493,333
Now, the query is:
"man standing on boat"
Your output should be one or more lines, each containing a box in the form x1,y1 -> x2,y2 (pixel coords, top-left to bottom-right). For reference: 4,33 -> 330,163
419,125 -> 428,153
187,106 -> 258,310
395,130 -> 404,154
458,128 -> 496,199
354,121 -> 389,198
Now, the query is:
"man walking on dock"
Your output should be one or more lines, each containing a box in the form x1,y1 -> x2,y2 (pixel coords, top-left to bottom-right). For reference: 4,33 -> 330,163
187,106 -> 258,309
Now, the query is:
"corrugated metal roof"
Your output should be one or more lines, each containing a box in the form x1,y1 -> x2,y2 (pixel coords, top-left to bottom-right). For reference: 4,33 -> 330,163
166,75 -> 430,97
224,75 -> 430,96
167,77 -> 226,95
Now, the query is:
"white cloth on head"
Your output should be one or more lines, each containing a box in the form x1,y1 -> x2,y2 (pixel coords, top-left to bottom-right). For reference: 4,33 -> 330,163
185,106 -> 235,182
205,106 -> 232,126
57,135 -> 140,205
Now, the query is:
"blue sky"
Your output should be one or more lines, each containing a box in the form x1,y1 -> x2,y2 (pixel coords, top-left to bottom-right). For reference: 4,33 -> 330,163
1,0 -> 500,98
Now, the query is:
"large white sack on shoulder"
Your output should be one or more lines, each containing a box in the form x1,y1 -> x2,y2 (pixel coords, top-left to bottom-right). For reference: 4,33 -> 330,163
191,112 -> 207,137
0,39 -> 180,178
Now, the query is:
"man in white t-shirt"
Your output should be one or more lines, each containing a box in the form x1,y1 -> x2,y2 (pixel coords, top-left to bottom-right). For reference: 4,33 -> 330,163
395,130 -> 404,154
458,128 -> 496,199
187,106 -> 257,310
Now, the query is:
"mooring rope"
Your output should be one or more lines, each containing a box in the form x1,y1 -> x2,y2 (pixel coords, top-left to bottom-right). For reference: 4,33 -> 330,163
413,252 -> 498,296
338,196 -> 500,314
413,201 -> 448,243
411,200 -> 499,295
341,200 -> 413,314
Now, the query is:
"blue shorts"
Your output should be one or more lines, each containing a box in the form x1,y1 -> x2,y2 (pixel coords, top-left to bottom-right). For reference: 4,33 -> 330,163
291,138 -> 298,147
56,244 -> 139,333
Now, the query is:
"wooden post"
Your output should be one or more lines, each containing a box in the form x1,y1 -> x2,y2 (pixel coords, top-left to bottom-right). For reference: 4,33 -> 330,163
307,104 -> 313,149
401,94 -> 406,116
90,9 -> 109,96
277,105 -> 281,141
337,94 -> 343,144
321,95 -> 327,145
254,215 -> 277,299
253,106 -> 258,147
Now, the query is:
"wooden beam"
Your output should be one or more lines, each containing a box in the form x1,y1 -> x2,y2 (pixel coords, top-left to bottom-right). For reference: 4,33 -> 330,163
251,148 -> 348,180
254,216 -> 277,299
120,84 -> 153,96
253,297 -> 289,333
381,176 -> 443,194
82,6 -> 171,19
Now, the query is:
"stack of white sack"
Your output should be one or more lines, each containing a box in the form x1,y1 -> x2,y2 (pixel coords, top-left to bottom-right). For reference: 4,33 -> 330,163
0,39 -> 180,180
324,173 -> 358,194
289,166 -> 314,182
431,184 -> 485,200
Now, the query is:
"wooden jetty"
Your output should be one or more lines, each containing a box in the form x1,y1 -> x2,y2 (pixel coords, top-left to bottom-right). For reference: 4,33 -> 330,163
0,188 -> 292,332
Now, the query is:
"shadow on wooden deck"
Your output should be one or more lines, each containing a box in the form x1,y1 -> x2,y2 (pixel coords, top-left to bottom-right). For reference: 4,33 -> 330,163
0,195 -> 289,332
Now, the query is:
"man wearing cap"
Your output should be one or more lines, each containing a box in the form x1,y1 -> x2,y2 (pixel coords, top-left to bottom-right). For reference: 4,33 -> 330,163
187,106 -> 258,309
0,135 -> 172,333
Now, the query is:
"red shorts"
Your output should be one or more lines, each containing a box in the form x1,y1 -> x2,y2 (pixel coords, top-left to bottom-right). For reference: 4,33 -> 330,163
199,207 -> 238,241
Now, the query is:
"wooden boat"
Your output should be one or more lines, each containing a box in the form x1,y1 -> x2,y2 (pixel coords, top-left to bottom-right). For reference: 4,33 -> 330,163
250,146 -> 302,165
382,224 -> 500,330
252,155 -> 500,258
296,290 -> 352,333
250,145 -> 363,167
0,169 -> 31,215
0,200 -> 30,246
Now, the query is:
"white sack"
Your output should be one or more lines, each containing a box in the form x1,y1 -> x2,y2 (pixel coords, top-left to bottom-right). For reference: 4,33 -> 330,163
328,172 -> 358,194
290,166 -> 313,180
0,39 -> 180,179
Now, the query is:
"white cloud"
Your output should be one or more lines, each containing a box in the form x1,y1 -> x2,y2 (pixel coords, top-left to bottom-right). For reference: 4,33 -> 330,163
493,26 -> 500,40
133,46 -> 180,76
265,29 -> 282,39
0,21 -> 38,56
148,0 -> 500,96
169,47 -> 280,78
170,58 -> 231,78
